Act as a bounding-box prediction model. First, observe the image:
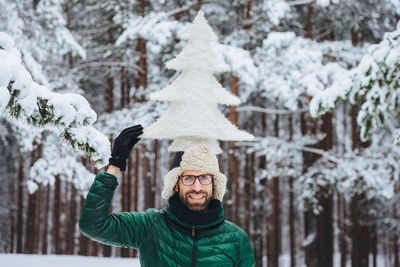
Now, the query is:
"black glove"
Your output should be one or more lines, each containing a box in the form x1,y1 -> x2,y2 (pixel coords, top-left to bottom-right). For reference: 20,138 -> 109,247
109,124 -> 143,171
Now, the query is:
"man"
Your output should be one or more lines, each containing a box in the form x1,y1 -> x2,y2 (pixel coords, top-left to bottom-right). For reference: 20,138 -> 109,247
79,125 -> 256,266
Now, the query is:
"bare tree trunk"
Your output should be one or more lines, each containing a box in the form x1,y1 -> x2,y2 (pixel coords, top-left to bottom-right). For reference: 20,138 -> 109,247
132,148 -> 139,258
229,75 -> 240,225
66,183 -> 77,254
337,193 -> 348,267
52,175 -> 61,254
134,148 -> 139,212
135,0 -> 148,102
303,110 -> 334,267
106,76 -> 114,113
90,239 -> 98,256
305,4 -> 314,39
317,113 -> 334,267
78,196 -> 89,256
41,184 -> 50,254
16,156 -> 24,253
245,0 -> 253,19
136,0 -> 147,102
244,152 -> 251,234
34,184 -> 41,254
153,140 -> 159,208
394,234 -> 400,267
289,175 -> 296,267
143,144 -> 154,210
288,115 -> 296,267
120,68 -> 126,108
267,113 -> 282,267
351,193 -> 369,267
371,225 -> 377,267
195,0 -> 202,12
351,104 -> 358,150
8,175 -> 16,253
25,190 -> 37,253
350,103 -> 370,267
121,168 -> 130,257
394,194 -> 400,267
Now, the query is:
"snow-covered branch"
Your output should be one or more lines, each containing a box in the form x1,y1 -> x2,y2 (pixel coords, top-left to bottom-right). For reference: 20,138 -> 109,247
237,105 -> 309,115
311,23 -> 400,145
0,32 -> 110,167
73,61 -> 145,73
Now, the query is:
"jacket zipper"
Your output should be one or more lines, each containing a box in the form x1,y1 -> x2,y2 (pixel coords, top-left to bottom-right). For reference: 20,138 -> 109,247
191,226 -> 198,267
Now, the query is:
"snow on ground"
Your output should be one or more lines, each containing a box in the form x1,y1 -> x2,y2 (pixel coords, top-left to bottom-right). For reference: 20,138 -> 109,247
0,252 -> 389,267
0,254 -> 141,267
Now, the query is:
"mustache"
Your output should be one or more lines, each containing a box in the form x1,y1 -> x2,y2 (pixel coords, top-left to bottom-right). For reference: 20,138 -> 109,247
185,190 -> 208,196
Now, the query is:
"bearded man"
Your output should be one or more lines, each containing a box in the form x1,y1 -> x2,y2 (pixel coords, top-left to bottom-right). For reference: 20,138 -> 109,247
79,125 -> 255,266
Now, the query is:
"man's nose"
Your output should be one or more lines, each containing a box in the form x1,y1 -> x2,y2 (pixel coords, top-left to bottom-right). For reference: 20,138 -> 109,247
192,179 -> 202,191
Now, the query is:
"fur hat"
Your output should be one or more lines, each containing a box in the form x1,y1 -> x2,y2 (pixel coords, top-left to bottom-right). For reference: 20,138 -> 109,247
162,144 -> 227,201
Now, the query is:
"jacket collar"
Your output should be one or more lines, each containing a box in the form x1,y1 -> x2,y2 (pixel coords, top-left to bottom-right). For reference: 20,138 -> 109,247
164,194 -> 225,235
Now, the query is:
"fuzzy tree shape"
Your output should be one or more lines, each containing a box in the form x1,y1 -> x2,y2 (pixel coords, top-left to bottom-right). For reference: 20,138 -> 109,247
142,10 -> 253,153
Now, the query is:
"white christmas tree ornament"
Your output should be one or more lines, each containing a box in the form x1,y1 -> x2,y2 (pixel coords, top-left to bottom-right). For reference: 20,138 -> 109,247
141,10 -> 254,153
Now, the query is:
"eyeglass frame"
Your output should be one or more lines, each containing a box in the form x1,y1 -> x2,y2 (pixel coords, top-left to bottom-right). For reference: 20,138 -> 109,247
178,174 -> 214,186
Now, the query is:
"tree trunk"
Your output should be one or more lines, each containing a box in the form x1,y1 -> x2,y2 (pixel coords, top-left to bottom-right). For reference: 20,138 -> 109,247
317,190 -> 333,267
351,193 -> 369,267
229,75 -> 240,225
316,113 -> 334,267
288,115 -> 296,267
8,175 -> 16,253
120,68 -> 127,108
34,184 -> 41,254
90,239 -> 98,256
371,225 -> 377,267
143,144 -> 154,210
121,168 -> 130,258
132,148 -> 139,258
394,233 -> 400,267
337,193 -> 348,267
305,4 -> 314,39
52,175 -> 61,254
153,140 -> 159,208
135,0 -> 148,103
66,183 -> 77,254
24,190 -> 37,253
302,111 -> 333,267
267,113 -> 282,267
245,0 -> 253,20
195,0 -> 202,12
16,156 -> 24,253
41,184 -> 50,254
78,196 -> 89,256
106,76 -> 114,113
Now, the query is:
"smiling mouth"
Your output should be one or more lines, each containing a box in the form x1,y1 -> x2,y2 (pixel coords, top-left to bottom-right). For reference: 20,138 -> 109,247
189,195 -> 204,200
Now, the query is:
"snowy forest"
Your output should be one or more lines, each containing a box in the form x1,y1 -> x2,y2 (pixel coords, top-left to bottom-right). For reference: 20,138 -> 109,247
1,0 -> 400,266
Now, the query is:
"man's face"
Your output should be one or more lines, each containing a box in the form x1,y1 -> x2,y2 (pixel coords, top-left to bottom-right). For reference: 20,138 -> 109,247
174,170 -> 213,211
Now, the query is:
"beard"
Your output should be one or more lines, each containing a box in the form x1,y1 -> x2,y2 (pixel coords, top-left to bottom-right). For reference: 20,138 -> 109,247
179,190 -> 212,211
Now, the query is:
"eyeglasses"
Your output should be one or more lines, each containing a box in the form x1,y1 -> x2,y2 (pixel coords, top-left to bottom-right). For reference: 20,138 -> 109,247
179,174 -> 214,186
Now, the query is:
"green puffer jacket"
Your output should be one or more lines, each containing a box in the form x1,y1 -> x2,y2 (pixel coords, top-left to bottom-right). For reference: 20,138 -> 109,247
79,172 -> 255,267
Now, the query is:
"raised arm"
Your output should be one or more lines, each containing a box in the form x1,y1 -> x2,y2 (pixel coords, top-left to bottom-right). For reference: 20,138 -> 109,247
79,125 -> 146,248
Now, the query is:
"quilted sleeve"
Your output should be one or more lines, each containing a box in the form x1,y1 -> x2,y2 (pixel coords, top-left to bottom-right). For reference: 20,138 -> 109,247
238,231 -> 256,267
79,172 -> 151,248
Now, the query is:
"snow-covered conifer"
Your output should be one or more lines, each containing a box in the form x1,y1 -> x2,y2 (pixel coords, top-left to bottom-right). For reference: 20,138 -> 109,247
311,23 -> 400,144
0,32 -> 110,166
